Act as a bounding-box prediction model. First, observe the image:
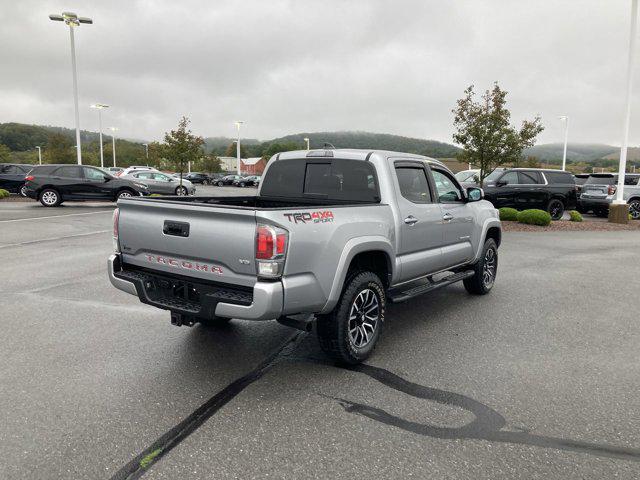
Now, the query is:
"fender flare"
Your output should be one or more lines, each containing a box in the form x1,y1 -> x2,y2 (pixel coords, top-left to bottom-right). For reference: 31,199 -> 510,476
473,218 -> 502,262
320,236 -> 395,314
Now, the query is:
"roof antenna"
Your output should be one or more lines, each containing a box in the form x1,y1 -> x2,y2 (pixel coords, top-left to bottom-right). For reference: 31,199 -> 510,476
323,143 -> 336,149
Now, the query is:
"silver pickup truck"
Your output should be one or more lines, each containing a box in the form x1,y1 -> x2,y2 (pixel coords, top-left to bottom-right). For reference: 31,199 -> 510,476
108,149 -> 501,364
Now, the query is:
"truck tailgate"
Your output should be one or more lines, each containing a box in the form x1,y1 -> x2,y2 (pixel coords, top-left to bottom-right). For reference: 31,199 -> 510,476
117,198 -> 257,287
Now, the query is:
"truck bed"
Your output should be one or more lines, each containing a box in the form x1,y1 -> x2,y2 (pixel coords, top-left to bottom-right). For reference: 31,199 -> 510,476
130,195 -> 377,209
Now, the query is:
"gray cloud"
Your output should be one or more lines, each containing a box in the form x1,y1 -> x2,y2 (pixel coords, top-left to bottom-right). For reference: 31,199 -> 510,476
0,0 -> 638,146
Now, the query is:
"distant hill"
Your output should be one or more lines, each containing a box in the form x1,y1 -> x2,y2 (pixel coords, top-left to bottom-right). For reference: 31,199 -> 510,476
269,131 -> 460,158
525,143 -> 618,162
0,122 -> 139,151
202,136 -> 260,154
602,147 -> 640,161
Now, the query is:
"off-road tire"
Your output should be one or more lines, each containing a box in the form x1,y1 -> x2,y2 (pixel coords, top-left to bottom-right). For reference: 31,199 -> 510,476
463,238 -> 498,295
628,199 -> 640,220
317,271 -> 385,365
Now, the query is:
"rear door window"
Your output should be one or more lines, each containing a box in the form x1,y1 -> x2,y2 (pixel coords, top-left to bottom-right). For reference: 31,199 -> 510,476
83,167 -> 105,181
55,166 -> 82,178
395,166 -> 432,203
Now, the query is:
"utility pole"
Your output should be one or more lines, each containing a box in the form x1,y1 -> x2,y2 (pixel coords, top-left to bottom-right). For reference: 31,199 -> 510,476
235,121 -> 244,175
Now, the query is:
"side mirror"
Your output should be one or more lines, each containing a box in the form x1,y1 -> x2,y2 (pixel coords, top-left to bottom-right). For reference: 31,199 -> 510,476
103,175 -> 111,182
495,180 -> 506,187
467,187 -> 484,202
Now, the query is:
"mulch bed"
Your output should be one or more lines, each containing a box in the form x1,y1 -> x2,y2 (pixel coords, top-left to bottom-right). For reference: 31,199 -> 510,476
502,220 -> 640,232
0,195 -> 35,203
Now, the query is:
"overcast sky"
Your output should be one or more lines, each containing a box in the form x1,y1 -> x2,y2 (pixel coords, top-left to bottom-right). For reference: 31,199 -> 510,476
1,0 -> 639,146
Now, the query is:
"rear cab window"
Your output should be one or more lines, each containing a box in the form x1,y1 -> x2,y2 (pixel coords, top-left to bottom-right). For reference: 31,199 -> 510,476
261,158 -> 380,203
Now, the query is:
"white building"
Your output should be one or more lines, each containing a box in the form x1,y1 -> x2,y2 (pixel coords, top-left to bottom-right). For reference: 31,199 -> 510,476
217,156 -> 238,173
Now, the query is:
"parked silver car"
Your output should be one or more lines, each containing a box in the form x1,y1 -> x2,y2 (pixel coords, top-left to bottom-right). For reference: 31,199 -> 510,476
579,173 -> 640,218
122,171 -> 196,196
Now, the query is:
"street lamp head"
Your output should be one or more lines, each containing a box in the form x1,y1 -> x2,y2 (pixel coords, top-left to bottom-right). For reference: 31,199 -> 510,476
90,103 -> 109,109
234,121 -> 244,127
50,12 -> 92,27
558,115 -> 568,121
109,127 -> 118,133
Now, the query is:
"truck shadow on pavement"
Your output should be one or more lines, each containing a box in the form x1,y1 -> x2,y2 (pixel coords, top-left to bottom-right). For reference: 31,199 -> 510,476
319,362 -> 640,463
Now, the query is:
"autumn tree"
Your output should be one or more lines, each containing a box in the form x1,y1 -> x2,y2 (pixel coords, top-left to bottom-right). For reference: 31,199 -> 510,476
452,83 -> 544,186
163,117 -> 204,185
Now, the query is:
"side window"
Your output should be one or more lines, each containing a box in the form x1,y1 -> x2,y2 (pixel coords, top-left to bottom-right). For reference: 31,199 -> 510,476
83,167 -> 105,181
518,171 -> 541,184
431,169 -> 463,202
2,165 -> 19,174
395,166 -> 432,203
154,173 -> 170,182
55,166 -> 82,178
624,176 -> 639,186
499,171 -> 519,185
137,172 -> 153,179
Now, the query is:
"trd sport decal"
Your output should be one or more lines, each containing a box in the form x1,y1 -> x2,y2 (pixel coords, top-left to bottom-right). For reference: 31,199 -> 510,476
283,211 -> 334,224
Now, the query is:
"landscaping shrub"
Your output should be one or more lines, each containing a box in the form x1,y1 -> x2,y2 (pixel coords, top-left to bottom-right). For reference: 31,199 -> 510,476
499,207 -> 518,221
516,209 -> 551,227
569,210 -> 583,222
0,189 -> 10,199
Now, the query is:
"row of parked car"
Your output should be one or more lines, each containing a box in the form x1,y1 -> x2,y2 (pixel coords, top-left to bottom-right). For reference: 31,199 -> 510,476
454,167 -> 640,220
0,162 -> 263,207
2,161 -> 638,218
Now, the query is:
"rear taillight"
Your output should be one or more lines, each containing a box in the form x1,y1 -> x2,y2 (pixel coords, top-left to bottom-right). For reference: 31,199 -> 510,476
255,224 -> 288,278
608,185 -> 617,195
112,208 -> 120,253
25,175 -> 35,181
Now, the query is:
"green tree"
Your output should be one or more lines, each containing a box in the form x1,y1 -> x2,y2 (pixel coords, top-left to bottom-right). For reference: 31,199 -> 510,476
263,141 -> 299,157
146,141 -> 165,168
452,83 -> 544,186
0,143 -> 11,162
43,133 -> 74,164
163,117 -> 204,184
200,154 -> 221,173
224,141 -> 247,158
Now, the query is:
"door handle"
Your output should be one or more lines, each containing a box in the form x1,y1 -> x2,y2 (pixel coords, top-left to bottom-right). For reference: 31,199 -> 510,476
404,215 -> 419,225
443,212 -> 454,222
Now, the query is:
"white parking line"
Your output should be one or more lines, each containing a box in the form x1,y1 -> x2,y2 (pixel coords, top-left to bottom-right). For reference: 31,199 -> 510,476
0,210 -> 113,223
0,230 -> 110,249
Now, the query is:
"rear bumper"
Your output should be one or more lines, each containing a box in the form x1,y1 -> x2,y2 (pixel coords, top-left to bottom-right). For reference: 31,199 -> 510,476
107,254 -> 283,321
579,196 -> 611,210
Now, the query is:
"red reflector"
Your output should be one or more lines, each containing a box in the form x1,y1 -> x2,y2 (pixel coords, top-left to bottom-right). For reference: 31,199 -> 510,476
256,226 -> 274,259
25,175 -> 34,181
608,185 -> 617,195
276,233 -> 286,255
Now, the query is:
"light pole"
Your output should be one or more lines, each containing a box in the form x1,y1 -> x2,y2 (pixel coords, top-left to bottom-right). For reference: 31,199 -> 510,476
235,121 -> 244,175
35,146 -> 42,165
49,12 -> 92,165
612,0 -> 638,217
109,127 -> 118,167
142,143 -> 149,165
90,103 -> 109,168
559,116 -> 569,171
304,137 -> 310,150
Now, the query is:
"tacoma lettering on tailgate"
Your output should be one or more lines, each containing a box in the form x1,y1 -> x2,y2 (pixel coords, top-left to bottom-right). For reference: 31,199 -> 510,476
144,254 -> 223,275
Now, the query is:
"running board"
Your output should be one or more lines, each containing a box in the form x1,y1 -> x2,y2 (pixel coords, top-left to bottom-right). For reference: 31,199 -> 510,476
388,270 -> 475,303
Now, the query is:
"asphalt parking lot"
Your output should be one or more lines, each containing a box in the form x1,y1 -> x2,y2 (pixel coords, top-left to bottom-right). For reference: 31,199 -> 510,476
1,190 -> 639,479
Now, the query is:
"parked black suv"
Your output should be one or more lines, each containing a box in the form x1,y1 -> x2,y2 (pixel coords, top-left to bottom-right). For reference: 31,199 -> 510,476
0,163 -> 34,196
215,174 -> 243,186
24,164 -> 149,207
482,168 -> 577,220
184,172 -> 211,185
